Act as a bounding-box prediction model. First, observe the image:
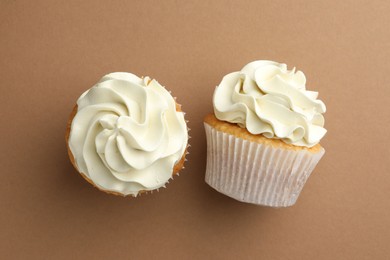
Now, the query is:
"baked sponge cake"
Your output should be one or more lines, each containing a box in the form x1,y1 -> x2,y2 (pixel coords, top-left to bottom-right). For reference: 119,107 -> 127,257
66,72 -> 189,197
204,60 -> 326,207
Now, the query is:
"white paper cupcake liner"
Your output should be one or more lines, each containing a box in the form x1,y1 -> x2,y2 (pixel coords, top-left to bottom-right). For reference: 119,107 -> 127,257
204,123 -> 325,207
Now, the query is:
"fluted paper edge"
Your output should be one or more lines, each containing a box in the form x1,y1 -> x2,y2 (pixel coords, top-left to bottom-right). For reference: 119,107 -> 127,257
204,123 -> 325,207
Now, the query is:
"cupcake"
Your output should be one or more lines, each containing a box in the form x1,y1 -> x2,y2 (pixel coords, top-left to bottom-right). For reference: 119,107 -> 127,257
204,60 -> 326,207
66,72 -> 189,197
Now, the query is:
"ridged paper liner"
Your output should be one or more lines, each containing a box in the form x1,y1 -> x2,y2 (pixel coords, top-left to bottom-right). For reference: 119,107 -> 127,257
204,123 -> 325,207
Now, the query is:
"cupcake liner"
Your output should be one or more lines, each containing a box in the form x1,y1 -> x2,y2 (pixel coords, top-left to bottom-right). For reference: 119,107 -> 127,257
204,123 -> 325,207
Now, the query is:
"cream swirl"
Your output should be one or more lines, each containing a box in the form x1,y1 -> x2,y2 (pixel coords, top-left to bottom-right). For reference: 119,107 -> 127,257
213,60 -> 326,147
68,72 -> 188,196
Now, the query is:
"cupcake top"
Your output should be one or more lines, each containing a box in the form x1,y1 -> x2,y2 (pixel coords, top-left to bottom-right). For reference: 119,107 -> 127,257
213,60 -> 326,147
68,72 -> 188,196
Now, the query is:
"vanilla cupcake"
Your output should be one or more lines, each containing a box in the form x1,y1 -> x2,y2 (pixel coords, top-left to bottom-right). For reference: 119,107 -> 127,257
204,60 -> 326,207
66,72 -> 189,197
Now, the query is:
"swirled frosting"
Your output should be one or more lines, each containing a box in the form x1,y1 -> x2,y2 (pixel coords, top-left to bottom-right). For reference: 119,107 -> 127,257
68,72 -> 188,196
213,60 -> 326,147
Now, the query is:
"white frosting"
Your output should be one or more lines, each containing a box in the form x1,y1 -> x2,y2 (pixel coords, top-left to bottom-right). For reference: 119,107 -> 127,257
68,72 -> 188,196
213,60 -> 326,147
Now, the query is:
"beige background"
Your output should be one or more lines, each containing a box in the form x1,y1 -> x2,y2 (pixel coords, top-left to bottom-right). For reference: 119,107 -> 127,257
1,0 -> 390,259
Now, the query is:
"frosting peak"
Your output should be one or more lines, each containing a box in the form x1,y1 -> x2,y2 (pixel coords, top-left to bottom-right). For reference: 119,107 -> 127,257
213,60 -> 326,147
69,72 -> 188,196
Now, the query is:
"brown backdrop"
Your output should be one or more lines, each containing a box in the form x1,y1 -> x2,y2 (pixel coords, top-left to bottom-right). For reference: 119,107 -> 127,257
1,1 -> 389,259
